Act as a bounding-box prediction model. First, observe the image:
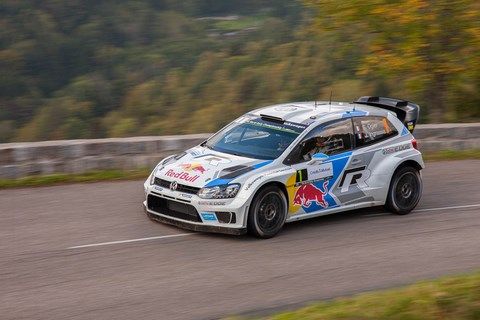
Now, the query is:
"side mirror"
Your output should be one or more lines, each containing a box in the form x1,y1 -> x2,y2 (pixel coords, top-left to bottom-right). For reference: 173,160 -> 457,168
308,152 -> 329,165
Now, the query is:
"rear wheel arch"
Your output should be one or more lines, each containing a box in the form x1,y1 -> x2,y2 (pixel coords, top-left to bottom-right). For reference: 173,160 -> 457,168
385,162 -> 423,214
394,159 -> 423,173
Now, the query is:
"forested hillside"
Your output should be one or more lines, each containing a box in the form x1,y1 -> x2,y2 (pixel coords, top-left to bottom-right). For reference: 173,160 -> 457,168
1,0 -> 479,142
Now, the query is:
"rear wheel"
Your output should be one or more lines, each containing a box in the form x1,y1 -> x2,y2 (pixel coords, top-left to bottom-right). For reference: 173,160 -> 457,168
385,166 -> 422,215
248,185 -> 287,238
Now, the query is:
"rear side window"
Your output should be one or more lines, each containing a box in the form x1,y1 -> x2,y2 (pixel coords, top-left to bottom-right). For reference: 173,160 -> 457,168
353,116 -> 398,147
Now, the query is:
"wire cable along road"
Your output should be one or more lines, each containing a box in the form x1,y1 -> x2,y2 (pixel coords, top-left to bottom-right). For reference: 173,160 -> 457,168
1,160 -> 480,320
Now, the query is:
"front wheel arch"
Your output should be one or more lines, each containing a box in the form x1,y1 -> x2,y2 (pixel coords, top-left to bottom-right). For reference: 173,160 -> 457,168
247,182 -> 289,238
254,181 -> 289,208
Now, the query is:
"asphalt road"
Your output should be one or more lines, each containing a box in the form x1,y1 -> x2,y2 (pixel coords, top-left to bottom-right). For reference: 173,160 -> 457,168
1,160 -> 480,320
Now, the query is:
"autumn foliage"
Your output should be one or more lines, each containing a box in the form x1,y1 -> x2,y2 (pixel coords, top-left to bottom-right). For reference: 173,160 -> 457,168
0,0 -> 479,142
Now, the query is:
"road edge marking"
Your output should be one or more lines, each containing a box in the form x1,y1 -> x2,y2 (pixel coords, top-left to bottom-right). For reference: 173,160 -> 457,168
362,203 -> 480,217
68,204 -> 480,249
415,203 -> 480,212
67,233 -> 194,249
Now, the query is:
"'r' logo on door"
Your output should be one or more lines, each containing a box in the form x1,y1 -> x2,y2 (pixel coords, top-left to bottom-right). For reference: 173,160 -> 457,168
338,167 -> 370,193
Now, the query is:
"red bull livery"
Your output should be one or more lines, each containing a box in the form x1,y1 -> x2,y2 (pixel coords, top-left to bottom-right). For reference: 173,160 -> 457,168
144,96 -> 424,238
294,181 -> 329,209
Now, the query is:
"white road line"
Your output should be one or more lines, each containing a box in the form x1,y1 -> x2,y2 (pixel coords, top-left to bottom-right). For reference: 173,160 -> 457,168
67,233 -> 194,249
68,204 -> 480,249
363,203 -> 480,217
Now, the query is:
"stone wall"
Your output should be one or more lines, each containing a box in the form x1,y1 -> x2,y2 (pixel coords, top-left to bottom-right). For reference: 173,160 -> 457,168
1,124 -> 479,179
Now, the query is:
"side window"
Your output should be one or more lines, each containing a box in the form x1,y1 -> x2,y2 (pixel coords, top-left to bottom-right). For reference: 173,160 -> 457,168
285,119 -> 354,164
353,116 -> 398,147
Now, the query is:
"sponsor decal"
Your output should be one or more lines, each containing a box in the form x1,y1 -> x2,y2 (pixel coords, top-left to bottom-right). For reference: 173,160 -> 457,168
246,119 -> 308,134
296,169 -> 308,183
154,186 -> 164,192
244,175 -> 265,191
284,121 -> 309,131
293,181 -> 329,209
288,151 -> 353,215
165,169 -> 199,183
338,167 -> 370,193
307,162 -> 333,181
342,110 -> 368,118
179,193 -> 193,199
265,167 -> 291,176
382,143 -> 411,155
198,201 -> 227,206
188,149 -> 204,157
244,168 -> 291,191
200,212 -> 217,221
179,163 -> 207,174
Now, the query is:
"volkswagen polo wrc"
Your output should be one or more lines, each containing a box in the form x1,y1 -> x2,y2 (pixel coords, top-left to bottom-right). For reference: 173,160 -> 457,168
143,96 -> 424,238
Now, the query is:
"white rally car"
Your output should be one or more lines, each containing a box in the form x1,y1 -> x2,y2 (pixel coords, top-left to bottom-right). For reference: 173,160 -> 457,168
143,96 -> 424,238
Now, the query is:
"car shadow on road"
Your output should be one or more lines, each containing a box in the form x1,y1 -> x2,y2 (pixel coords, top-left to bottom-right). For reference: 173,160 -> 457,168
194,206 -> 390,242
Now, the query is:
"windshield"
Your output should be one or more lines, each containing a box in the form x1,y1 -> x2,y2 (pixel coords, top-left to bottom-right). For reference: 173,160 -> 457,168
205,116 -> 308,160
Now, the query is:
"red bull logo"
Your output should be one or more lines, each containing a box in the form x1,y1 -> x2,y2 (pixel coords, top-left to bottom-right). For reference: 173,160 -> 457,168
165,169 -> 199,182
293,181 -> 329,208
179,163 -> 206,174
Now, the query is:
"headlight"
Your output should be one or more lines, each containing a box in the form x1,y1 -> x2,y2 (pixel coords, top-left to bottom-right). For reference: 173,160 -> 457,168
149,162 -> 164,185
198,184 -> 240,199
149,170 -> 156,185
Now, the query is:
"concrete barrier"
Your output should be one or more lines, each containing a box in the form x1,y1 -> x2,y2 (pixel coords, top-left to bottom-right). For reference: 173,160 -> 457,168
414,123 -> 480,152
0,124 -> 479,179
0,135 -> 209,179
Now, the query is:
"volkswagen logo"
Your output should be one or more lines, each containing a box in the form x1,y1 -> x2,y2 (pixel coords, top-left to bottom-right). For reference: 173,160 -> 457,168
170,181 -> 178,191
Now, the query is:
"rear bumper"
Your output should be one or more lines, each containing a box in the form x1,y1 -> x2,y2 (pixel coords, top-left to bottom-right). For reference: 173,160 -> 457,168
143,203 -> 247,236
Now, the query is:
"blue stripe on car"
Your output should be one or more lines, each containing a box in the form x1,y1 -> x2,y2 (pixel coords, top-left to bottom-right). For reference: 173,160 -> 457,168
342,110 -> 368,118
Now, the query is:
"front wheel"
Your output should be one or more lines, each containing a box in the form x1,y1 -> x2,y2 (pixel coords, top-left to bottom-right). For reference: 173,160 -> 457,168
385,166 -> 422,215
248,185 -> 287,238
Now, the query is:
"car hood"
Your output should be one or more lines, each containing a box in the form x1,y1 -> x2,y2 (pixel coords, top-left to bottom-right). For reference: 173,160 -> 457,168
154,146 -> 273,188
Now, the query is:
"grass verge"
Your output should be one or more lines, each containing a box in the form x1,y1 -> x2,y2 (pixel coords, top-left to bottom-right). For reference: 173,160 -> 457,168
231,270 -> 480,320
0,168 -> 150,189
423,149 -> 480,161
0,150 -> 479,189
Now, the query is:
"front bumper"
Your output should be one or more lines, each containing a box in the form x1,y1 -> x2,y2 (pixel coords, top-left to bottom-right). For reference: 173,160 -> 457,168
143,202 -> 247,235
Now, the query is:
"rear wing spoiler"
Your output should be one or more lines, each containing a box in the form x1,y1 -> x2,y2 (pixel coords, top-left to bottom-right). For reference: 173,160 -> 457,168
354,96 -> 420,133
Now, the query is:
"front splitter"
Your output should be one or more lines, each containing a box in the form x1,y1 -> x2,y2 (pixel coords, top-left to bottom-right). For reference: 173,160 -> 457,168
143,204 -> 247,236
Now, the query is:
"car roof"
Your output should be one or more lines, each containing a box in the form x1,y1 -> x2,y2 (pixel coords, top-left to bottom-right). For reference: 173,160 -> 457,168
249,101 -> 389,124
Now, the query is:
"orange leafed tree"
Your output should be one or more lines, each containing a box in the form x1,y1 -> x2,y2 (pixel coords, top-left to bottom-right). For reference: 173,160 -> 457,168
304,0 -> 480,122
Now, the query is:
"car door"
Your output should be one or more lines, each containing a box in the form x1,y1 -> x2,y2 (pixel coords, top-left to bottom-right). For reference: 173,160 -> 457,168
284,118 -> 356,216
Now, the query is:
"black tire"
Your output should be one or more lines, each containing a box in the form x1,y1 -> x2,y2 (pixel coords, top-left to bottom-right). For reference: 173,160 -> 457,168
385,166 -> 422,215
248,185 -> 287,238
